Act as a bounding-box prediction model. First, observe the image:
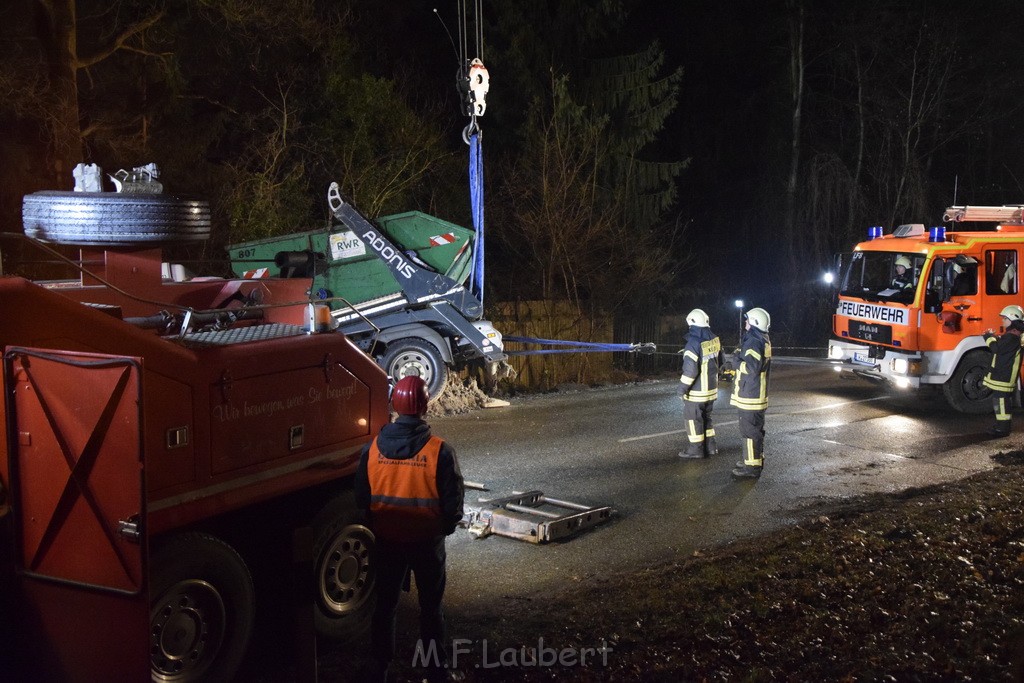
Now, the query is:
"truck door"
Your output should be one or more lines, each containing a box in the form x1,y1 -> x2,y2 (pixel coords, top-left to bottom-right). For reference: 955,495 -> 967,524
982,248 -> 1019,330
938,255 -> 983,337
3,348 -> 148,682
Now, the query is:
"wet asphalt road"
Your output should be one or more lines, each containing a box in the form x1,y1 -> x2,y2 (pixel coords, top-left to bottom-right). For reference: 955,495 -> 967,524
295,359 -> 1010,681
434,359 -> 1004,615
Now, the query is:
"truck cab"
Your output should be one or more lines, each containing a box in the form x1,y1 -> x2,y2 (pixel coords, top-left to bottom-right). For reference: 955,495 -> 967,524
828,207 -> 1024,413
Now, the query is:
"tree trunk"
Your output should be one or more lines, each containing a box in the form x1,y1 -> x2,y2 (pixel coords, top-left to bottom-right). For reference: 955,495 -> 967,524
784,0 -> 804,274
34,0 -> 82,184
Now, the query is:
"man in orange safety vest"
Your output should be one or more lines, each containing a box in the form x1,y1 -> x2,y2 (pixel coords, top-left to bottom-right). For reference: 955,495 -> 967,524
355,375 -> 465,682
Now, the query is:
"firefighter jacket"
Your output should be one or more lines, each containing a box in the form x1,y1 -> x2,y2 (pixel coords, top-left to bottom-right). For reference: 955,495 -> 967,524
730,327 -> 772,411
983,320 -> 1024,393
355,415 -> 465,543
678,327 -> 722,402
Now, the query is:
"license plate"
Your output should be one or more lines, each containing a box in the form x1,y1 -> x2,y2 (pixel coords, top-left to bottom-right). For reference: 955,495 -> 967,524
852,352 -> 874,366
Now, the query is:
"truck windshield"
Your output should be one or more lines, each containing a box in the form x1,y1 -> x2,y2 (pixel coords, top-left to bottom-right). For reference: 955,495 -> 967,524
839,251 -> 922,304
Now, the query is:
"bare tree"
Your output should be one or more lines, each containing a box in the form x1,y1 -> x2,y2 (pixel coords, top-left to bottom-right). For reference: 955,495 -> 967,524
19,1 -> 164,182
783,0 -> 805,275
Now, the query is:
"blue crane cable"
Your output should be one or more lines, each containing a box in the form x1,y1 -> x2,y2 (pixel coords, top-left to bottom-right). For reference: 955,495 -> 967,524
503,335 -> 656,356
468,129 -> 485,307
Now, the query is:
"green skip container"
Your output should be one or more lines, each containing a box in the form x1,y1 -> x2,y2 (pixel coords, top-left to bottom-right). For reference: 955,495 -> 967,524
226,211 -> 476,306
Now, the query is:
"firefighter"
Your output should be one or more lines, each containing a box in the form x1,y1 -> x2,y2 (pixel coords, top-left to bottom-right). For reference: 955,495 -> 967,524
677,308 -> 722,459
730,307 -> 772,479
355,375 -> 465,683
892,255 -> 914,290
983,304 -> 1024,438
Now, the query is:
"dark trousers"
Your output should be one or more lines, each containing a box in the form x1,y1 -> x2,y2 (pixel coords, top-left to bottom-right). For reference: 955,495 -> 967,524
737,409 -> 766,464
371,536 -> 448,671
682,399 -> 715,444
993,390 -> 1013,430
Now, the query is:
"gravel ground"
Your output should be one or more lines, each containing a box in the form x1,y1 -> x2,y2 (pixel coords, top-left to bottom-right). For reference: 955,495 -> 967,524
344,449 -> 1024,683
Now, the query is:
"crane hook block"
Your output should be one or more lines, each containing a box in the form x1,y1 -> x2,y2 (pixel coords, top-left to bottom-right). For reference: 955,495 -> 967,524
465,58 -> 490,117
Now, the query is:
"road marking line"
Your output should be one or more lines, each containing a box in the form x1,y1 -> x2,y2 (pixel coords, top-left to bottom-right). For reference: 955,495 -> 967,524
618,396 -> 890,443
787,396 -> 890,414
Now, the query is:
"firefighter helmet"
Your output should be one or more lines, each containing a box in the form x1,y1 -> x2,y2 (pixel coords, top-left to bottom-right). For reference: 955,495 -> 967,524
686,308 -> 710,328
999,304 -> 1024,322
392,375 -> 429,415
895,256 -> 912,270
745,307 -> 771,332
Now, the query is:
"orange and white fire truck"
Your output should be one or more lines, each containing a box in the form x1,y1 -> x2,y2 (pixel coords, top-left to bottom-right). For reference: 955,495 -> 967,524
828,205 -> 1024,413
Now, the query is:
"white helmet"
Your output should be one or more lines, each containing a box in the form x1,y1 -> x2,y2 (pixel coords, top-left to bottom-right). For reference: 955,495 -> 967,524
746,307 -> 771,332
686,308 -> 710,328
895,256 -> 912,270
1000,304 -> 1024,321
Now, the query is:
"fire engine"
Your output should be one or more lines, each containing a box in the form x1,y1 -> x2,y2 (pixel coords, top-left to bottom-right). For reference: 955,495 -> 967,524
1,189 -> 390,681
829,205 -> 1024,413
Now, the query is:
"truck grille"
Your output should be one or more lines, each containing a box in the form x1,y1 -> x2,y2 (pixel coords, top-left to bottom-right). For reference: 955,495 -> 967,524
180,323 -> 306,347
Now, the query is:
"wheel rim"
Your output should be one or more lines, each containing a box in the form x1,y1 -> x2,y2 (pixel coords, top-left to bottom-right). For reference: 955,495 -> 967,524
150,579 -> 226,681
961,363 -> 990,401
387,349 -> 436,388
317,524 -> 374,616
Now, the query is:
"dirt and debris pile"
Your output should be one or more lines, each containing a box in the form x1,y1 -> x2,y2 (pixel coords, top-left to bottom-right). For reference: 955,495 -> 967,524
427,374 -> 493,417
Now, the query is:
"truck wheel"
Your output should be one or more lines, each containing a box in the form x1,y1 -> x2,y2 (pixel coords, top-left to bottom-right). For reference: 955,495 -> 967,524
149,533 -> 255,682
381,338 -> 449,399
22,191 -> 211,245
312,491 -> 376,640
942,349 -> 993,414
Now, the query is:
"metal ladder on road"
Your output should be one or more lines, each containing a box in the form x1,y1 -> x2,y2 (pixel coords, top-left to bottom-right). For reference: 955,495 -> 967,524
461,487 -> 615,543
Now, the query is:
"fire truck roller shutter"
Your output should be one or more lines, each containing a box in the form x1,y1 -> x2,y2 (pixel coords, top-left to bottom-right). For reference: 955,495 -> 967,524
22,191 -> 211,245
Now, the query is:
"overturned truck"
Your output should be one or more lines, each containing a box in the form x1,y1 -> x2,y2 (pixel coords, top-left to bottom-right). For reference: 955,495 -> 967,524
1,189 -> 390,681
227,183 -> 506,399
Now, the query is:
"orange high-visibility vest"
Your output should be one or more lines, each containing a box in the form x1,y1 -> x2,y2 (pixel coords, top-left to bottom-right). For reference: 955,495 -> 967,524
367,436 -> 443,541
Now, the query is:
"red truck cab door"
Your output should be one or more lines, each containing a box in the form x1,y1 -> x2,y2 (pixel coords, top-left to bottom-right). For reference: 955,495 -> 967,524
3,348 -> 148,682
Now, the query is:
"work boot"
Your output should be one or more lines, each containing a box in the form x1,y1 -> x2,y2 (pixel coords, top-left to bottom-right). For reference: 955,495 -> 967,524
987,424 -> 1011,438
678,442 -> 706,459
731,464 -> 762,479
704,437 -> 719,457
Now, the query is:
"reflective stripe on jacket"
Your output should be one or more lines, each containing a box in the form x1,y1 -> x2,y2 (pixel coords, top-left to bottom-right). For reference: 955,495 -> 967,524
730,328 -> 771,411
983,327 -> 1024,393
368,435 -> 443,541
680,330 -> 721,402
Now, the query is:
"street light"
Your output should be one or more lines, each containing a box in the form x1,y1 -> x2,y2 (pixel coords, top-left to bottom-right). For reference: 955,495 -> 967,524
734,299 -> 744,346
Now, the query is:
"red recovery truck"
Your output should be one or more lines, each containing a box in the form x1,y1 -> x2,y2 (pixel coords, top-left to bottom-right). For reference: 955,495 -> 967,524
828,205 -> 1024,413
1,190 -> 390,681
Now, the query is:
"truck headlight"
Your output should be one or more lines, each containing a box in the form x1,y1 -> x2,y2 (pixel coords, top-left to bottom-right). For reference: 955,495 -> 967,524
892,358 -> 909,374
828,344 -> 845,360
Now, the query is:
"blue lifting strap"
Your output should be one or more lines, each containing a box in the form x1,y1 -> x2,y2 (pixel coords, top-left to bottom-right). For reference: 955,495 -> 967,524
504,335 -> 656,356
468,130 -> 485,307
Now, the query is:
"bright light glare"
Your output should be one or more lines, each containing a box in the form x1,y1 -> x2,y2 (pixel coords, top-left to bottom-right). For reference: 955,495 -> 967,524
828,345 -> 845,360
822,272 -> 835,285
895,377 -> 910,389
734,299 -> 744,308
892,358 -> 909,374
833,365 -> 843,373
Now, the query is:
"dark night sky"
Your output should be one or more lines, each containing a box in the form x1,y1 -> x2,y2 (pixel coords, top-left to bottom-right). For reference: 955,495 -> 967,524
5,0 -> 1024,342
